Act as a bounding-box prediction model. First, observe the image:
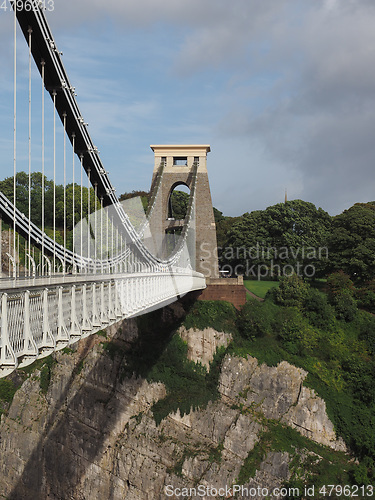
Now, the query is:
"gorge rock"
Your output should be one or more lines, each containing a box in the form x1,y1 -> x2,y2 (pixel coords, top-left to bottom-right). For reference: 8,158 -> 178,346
178,326 -> 232,369
0,317 -> 347,499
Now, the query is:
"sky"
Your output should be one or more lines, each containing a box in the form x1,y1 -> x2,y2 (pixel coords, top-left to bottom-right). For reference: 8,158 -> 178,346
0,0 -> 375,217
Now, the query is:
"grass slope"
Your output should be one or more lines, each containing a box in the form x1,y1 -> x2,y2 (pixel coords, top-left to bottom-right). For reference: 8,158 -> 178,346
244,280 -> 279,299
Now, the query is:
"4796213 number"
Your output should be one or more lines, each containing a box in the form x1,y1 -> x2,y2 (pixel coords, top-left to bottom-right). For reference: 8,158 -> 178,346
1,0 -> 55,13
319,484 -> 374,497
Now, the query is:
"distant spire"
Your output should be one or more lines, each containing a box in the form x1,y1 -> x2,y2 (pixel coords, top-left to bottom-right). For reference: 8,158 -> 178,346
285,188 -> 287,204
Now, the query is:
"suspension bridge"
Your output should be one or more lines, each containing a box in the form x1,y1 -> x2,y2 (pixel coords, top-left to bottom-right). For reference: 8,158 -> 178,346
0,1 -> 219,377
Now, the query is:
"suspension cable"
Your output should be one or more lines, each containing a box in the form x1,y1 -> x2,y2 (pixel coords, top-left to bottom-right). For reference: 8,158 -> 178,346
72,133 -> 75,272
87,168 -> 91,265
94,182 -> 98,271
28,27 -> 32,278
41,59 -> 45,275
111,215 -> 114,272
0,215 -> 2,276
106,205 -> 109,266
63,113 -> 67,274
13,0 -> 17,279
116,222 -> 119,273
100,196 -> 103,273
53,90 -> 57,273
80,154 -> 83,268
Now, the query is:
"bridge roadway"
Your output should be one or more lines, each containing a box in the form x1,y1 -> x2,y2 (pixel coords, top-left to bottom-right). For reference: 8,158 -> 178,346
0,271 -> 198,292
0,270 -> 206,378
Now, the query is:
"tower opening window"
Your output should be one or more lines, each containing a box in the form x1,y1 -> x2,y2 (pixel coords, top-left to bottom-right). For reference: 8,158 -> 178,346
173,157 -> 188,166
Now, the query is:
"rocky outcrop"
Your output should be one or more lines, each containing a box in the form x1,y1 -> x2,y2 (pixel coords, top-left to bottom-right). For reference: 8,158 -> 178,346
178,326 -> 232,369
219,355 -> 346,451
0,314 -> 347,499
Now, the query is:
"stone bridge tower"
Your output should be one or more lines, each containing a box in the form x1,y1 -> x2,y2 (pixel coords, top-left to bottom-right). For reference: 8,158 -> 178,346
147,145 -> 219,278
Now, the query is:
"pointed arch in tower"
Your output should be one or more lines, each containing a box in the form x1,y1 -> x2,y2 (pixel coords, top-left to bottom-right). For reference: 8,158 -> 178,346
148,145 -> 219,278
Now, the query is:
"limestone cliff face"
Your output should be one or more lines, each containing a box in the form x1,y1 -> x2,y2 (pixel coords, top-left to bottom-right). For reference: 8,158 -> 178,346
178,326 -> 232,369
219,356 -> 346,452
0,314 -> 346,499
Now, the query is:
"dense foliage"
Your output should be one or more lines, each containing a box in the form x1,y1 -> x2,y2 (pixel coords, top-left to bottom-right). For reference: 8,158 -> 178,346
118,190 -> 149,212
183,300 -> 238,334
168,190 -> 189,220
327,202 -> 375,283
218,200 -> 331,279
233,275 -> 375,485
0,171 -> 97,230
216,199 -> 375,286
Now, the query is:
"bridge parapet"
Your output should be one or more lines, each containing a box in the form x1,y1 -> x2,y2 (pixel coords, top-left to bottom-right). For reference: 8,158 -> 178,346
0,271 -> 205,378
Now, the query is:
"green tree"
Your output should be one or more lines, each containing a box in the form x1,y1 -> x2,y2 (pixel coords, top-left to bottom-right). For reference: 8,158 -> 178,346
222,200 -> 331,278
216,215 -> 238,249
326,272 -> 357,322
269,274 -> 309,308
302,287 -> 335,330
273,307 -> 318,355
119,190 -> 149,212
0,172 -> 98,233
56,184 -> 97,230
0,171 -> 34,215
237,298 -> 272,339
326,271 -> 354,298
169,190 -> 189,220
327,202 -> 375,282
356,278 -> 375,314
213,207 -> 225,223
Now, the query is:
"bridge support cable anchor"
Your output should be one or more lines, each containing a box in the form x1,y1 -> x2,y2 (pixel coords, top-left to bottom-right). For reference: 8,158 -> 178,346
114,280 -> 122,318
6,253 -> 17,280
69,285 -> 82,342
40,288 -> 56,358
118,279 -> 127,316
0,293 -> 18,377
40,254 -> 52,277
56,287 -> 69,346
81,284 -> 92,337
91,284 -> 101,328
18,290 -> 38,368
107,282 -> 116,321
100,282 -> 109,325
55,254 -> 65,275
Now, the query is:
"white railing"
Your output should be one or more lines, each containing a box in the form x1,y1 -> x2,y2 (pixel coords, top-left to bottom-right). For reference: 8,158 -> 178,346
0,270 -> 206,378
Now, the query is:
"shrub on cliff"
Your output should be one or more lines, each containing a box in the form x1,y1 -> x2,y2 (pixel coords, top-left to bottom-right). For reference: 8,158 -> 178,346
303,287 -> 335,330
236,298 -> 273,339
273,307 -> 319,356
358,312 -> 375,355
267,274 -> 308,308
326,271 -> 355,297
326,272 -> 358,322
183,300 -> 237,334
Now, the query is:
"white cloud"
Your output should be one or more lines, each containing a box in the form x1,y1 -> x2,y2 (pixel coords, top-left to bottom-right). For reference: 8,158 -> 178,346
211,0 -> 375,214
